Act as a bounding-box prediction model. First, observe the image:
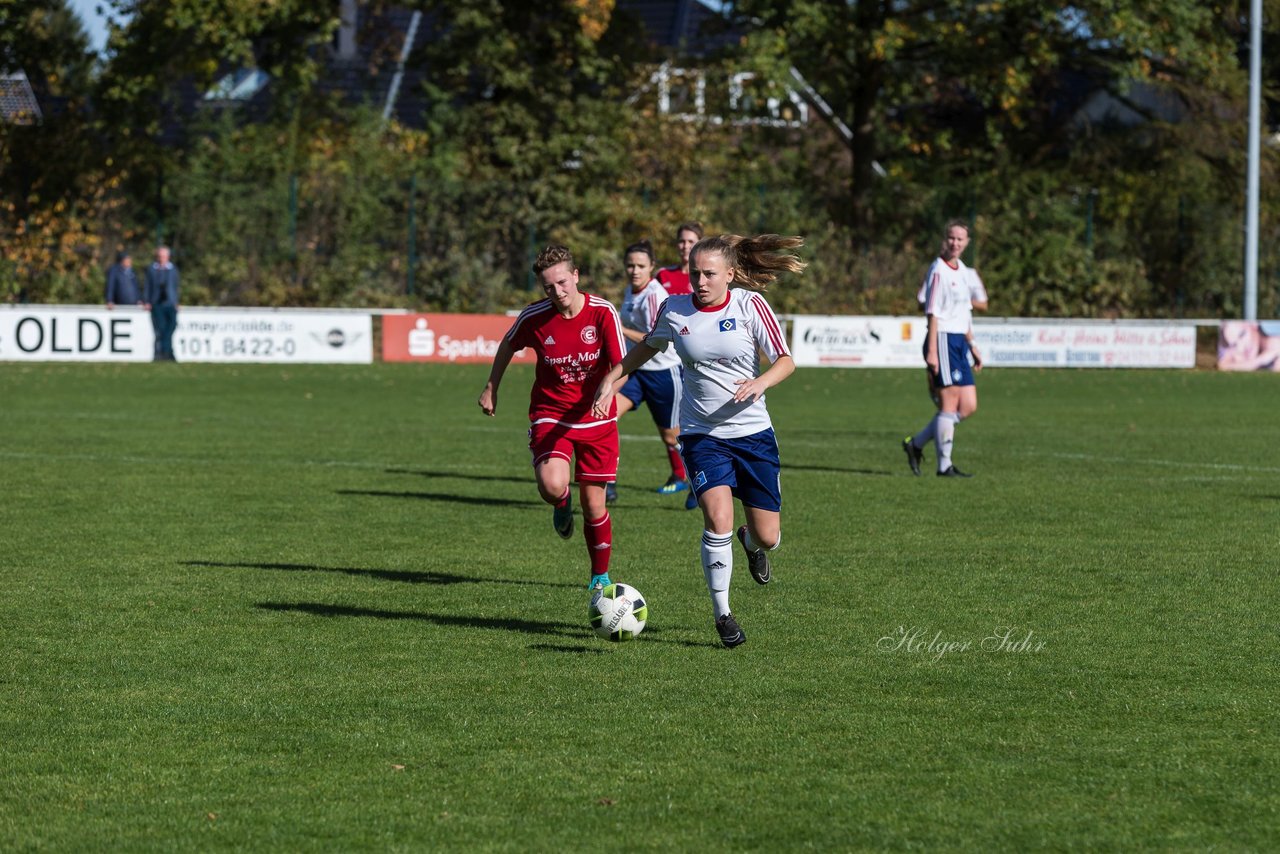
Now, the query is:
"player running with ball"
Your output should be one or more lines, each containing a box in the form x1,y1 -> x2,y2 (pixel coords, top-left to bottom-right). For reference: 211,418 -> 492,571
593,234 -> 803,648
479,245 -> 626,592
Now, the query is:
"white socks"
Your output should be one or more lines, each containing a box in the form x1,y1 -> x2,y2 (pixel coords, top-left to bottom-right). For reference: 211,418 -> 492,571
701,530 -> 734,619
740,528 -> 780,553
936,412 -> 960,471
913,413 -> 939,449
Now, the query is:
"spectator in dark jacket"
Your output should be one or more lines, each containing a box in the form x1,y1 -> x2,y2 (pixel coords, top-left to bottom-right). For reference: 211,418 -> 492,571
144,246 -> 180,361
105,251 -> 141,309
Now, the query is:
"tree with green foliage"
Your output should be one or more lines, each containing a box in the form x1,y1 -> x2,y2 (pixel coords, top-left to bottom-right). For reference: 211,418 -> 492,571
0,0 -> 108,300
726,0 -> 1246,238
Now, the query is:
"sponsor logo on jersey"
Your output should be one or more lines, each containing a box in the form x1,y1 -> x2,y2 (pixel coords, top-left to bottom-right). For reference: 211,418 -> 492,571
678,326 -> 691,335
580,326 -> 598,344
718,318 -> 737,332
544,335 -> 556,345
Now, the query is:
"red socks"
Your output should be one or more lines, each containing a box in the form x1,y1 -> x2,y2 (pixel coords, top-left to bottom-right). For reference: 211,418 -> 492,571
667,444 -> 687,480
584,512 -> 612,576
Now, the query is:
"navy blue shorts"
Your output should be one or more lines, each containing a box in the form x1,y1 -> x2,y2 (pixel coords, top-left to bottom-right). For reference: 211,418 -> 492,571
619,366 -> 681,430
928,332 -> 975,388
681,428 -> 782,512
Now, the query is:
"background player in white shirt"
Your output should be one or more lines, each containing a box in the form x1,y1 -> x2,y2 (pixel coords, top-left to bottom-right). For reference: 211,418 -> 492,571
593,233 -> 804,648
903,220 -> 984,477
608,239 -> 692,504
914,222 -> 987,407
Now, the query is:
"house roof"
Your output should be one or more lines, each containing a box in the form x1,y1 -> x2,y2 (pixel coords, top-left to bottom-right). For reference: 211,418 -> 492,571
0,70 -> 43,125
200,1 -> 743,129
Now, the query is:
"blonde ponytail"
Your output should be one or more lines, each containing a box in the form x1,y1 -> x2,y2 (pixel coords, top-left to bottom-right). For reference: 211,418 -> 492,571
692,234 -> 805,292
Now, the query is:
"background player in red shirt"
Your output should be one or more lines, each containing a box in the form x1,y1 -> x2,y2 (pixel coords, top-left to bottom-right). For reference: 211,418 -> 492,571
478,245 -> 626,591
655,221 -> 703,296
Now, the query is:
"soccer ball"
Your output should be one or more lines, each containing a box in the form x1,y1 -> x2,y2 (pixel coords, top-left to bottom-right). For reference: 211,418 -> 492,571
589,582 -> 648,641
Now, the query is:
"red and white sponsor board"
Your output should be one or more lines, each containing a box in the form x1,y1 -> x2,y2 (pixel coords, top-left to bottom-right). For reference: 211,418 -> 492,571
973,322 -> 1196,368
789,316 -> 1197,369
382,313 -> 535,364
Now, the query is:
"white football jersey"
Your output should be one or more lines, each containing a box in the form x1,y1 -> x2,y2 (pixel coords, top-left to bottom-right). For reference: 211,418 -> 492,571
619,279 -> 680,371
920,257 -> 983,334
644,288 -> 790,439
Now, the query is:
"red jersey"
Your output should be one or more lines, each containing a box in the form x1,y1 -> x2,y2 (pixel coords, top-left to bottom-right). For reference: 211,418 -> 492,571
656,266 -> 692,296
504,294 -> 625,426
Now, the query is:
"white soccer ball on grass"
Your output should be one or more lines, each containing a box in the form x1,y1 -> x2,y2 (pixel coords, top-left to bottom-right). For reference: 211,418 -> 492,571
589,582 -> 648,641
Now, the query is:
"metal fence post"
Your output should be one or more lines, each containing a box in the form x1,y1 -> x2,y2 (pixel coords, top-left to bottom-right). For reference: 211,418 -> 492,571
288,174 -> 298,260
407,172 -> 417,297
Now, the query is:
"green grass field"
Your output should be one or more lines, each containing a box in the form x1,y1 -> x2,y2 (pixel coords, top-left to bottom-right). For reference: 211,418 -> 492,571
2,362 -> 1277,850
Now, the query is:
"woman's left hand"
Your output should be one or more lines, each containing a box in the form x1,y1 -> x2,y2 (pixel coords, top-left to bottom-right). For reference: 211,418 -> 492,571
733,378 -> 767,403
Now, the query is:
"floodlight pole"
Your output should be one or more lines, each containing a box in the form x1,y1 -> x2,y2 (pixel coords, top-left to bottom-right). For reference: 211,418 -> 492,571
1244,0 -> 1261,321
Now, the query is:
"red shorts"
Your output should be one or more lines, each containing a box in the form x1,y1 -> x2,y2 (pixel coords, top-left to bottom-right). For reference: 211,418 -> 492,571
528,420 -> 619,483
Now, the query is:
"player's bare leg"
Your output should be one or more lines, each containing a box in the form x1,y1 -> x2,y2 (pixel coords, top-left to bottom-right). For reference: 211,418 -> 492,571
604,395 -> 634,504
535,457 -> 575,538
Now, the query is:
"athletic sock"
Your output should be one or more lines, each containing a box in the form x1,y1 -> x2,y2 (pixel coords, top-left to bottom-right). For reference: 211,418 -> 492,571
936,412 -> 960,472
555,487 -> 570,508
667,444 -> 688,479
913,414 -> 939,449
741,528 -> 780,553
585,512 -> 612,576
701,530 -> 734,620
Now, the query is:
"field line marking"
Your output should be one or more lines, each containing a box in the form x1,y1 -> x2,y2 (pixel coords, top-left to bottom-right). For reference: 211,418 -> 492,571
1044,451 -> 1280,474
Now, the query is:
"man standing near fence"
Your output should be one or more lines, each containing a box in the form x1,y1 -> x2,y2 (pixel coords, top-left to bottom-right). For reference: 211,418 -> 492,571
144,245 -> 180,361
105,251 -> 142,309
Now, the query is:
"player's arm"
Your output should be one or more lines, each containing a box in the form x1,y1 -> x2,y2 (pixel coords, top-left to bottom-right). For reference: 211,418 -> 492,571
592,343 -> 659,417
966,325 -> 983,371
478,337 -> 518,417
734,293 -> 795,403
621,326 -> 647,344
733,354 -> 795,403
970,270 -> 989,311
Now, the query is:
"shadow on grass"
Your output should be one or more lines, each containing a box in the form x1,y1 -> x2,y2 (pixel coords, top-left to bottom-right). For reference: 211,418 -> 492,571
185,561 -> 579,589
385,468 -> 529,485
258,601 -> 583,637
337,489 -> 542,508
526,643 -> 609,655
782,463 -> 893,477
257,601 -> 717,647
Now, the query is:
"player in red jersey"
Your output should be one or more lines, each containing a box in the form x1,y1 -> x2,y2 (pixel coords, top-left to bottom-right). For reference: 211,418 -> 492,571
478,245 -> 626,591
655,221 -> 703,296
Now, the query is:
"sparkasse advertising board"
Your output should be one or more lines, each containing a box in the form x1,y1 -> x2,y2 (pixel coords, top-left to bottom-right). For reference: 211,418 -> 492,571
382,313 -> 535,364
